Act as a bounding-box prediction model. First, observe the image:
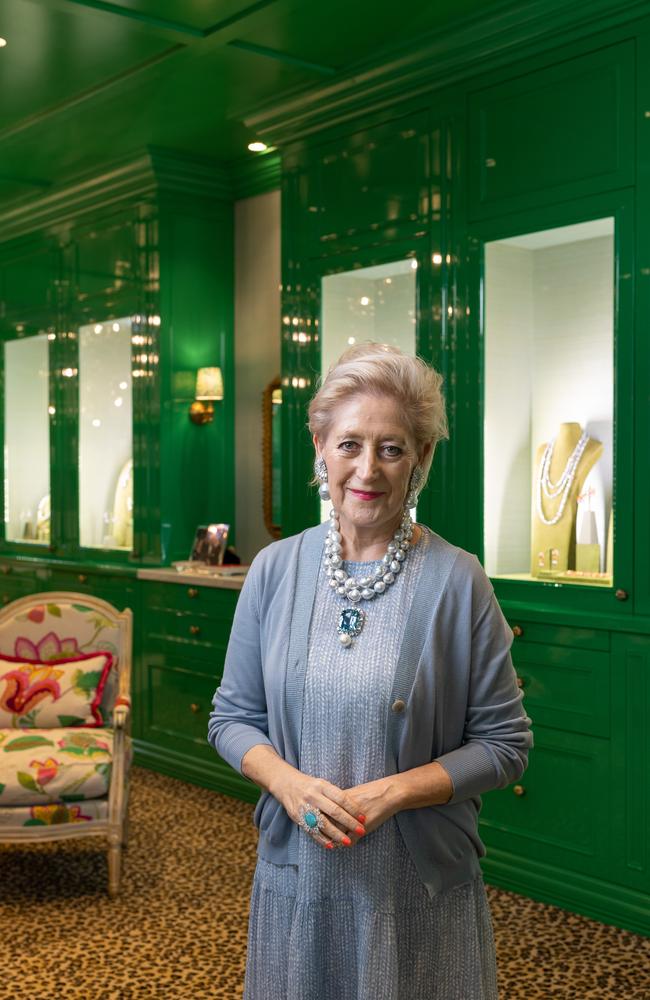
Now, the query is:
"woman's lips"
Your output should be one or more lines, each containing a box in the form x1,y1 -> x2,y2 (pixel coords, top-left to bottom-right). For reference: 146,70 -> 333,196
349,489 -> 383,501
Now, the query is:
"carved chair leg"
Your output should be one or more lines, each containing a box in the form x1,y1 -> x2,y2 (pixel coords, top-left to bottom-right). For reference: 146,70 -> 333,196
122,805 -> 130,850
108,834 -> 122,898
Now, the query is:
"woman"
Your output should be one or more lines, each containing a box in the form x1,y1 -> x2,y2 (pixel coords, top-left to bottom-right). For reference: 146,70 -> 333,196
208,342 -> 532,1000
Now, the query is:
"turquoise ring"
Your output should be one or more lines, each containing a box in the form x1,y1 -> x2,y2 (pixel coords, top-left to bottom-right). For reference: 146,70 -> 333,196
299,804 -> 323,835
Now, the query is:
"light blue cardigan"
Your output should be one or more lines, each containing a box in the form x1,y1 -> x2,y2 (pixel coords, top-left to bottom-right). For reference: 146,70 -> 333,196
208,522 -> 532,897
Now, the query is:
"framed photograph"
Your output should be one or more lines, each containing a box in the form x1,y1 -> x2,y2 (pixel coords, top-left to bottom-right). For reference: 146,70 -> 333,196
189,523 -> 230,565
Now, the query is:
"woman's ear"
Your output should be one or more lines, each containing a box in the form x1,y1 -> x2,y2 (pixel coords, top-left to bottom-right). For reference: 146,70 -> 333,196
419,441 -> 433,467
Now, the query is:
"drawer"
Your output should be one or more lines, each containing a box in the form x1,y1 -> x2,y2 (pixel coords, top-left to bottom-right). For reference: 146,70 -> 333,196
144,607 -> 232,647
142,657 -> 222,762
145,633 -> 228,671
507,618 -> 610,652
142,580 -> 239,620
480,725 -> 610,879
511,640 -> 610,737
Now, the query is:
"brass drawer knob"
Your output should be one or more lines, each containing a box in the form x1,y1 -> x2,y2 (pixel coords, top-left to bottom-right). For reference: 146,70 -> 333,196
1,565 -> 11,575
190,703 -> 201,713
189,625 -> 201,636
187,588 -> 199,599
516,676 -> 525,689
513,784 -> 526,797
512,625 -> 524,637
615,589 -> 628,601
78,574 -> 88,584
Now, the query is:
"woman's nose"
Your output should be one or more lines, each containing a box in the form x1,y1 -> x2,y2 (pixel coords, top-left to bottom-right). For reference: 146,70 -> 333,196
357,449 -> 378,480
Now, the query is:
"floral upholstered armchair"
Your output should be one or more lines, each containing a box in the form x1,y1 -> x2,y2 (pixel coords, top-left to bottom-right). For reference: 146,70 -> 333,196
0,592 -> 132,897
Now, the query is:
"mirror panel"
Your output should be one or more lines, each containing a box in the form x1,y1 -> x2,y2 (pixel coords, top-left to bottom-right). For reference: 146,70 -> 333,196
4,334 -> 51,544
78,317 -> 133,550
483,218 -> 614,586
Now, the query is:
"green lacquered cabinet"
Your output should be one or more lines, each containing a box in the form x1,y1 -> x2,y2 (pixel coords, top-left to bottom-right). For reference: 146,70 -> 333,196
275,19 -> 649,935
137,577 -> 254,801
0,151 -> 241,802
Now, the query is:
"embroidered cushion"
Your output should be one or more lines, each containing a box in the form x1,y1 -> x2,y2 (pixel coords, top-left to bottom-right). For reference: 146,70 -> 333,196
0,651 -> 113,729
0,798 -> 109,829
0,727 -> 113,805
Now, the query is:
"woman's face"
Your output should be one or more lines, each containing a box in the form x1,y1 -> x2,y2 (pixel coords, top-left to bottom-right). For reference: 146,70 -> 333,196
314,393 -> 428,540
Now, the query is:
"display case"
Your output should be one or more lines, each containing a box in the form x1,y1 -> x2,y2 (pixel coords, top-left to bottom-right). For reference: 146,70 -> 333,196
3,333 -> 51,544
319,257 -> 418,520
78,316 -> 133,551
483,218 -> 614,587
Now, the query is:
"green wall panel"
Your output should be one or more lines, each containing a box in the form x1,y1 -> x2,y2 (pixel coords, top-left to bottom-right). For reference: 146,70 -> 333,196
468,41 -> 635,220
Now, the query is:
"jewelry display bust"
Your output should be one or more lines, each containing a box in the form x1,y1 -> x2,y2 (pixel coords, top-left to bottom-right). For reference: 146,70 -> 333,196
530,422 -> 603,577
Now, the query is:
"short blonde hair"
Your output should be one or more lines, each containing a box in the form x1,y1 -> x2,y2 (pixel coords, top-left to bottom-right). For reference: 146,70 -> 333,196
308,342 -> 448,482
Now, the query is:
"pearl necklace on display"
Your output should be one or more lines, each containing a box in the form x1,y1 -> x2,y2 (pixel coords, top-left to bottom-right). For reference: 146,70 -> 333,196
536,431 -> 589,527
324,507 -> 413,647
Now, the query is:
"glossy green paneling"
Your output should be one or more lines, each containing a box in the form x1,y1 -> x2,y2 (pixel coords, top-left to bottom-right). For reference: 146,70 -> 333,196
0,0 -> 516,204
158,197 -> 235,562
610,633 -> 650,896
468,42 -> 635,220
634,29 -> 650,621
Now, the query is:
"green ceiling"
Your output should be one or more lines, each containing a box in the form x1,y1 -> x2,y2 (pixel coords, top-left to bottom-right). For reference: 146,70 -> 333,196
0,0 -> 506,206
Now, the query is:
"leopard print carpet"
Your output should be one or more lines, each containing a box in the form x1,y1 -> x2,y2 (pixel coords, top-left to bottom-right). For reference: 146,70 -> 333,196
0,766 -> 648,1000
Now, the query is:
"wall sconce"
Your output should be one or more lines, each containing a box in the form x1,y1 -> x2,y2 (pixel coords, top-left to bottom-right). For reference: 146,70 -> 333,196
189,367 -> 224,425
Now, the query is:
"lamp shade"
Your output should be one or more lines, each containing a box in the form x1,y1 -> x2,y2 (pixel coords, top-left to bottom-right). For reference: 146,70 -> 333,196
195,367 -> 224,401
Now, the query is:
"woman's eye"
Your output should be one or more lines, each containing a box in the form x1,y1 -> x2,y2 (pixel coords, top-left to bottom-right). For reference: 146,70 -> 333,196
383,446 -> 402,457
339,441 -> 358,451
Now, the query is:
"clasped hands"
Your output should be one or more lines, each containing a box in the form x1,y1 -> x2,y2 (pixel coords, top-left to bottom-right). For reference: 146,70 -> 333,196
280,773 -> 397,851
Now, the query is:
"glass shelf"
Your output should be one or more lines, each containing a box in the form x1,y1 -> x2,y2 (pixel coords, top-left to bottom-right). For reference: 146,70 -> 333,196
483,218 -> 614,587
3,334 -> 51,544
78,317 -> 133,550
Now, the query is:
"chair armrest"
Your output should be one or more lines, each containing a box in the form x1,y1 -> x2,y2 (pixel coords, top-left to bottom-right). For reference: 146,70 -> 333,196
113,695 -> 131,730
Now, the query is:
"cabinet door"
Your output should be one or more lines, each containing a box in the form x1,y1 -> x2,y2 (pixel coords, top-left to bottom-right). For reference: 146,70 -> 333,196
610,634 -> 650,895
509,620 -> 610,737
469,41 -> 634,219
480,725 -> 610,880
141,650 -> 221,763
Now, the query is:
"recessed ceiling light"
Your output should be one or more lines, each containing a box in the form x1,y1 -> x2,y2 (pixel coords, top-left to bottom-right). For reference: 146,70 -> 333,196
0,39 -> 7,48
248,141 -> 268,152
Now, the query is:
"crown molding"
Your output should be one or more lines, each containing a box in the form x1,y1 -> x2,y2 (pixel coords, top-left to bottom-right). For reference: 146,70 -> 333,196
0,148 -> 232,243
244,0 -> 650,145
230,152 -> 281,200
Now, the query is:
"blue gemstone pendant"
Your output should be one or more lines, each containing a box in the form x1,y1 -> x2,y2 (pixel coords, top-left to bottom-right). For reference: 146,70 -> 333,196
337,607 -> 366,648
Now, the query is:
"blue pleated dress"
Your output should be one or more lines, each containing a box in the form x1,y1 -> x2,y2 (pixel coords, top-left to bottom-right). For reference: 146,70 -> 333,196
244,528 -> 498,1000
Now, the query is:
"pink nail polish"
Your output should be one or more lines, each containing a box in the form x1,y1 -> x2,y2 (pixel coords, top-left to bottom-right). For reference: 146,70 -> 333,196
325,842 -> 334,850
342,835 -> 352,846
355,826 -> 365,836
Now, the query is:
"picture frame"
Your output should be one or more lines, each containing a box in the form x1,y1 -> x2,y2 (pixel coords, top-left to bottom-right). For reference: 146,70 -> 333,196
189,523 -> 230,565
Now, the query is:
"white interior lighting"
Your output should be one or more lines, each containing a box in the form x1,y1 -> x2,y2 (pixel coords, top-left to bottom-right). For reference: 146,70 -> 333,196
0,39 -> 7,48
410,259 -> 418,270
360,296 -> 370,306
248,141 -> 268,152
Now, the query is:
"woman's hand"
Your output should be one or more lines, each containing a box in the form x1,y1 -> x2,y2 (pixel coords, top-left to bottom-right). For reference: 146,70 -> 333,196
274,770 -> 368,850
241,745 -> 366,851
343,777 -> 400,835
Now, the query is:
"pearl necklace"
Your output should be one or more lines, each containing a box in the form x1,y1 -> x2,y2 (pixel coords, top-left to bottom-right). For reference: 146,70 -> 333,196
324,508 -> 413,647
536,432 -> 589,526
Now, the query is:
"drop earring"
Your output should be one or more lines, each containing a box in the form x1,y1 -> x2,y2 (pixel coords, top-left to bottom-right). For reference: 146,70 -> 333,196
405,465 -> 425,509
315,457 -> 331,501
